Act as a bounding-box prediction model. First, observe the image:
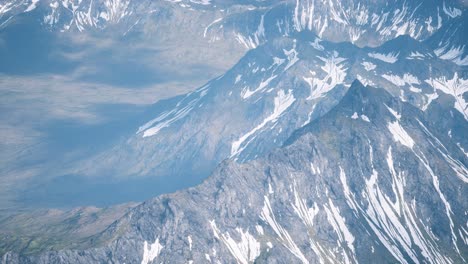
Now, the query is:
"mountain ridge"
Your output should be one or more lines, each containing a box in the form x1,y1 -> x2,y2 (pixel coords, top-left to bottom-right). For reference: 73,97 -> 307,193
3,80 -> 466,263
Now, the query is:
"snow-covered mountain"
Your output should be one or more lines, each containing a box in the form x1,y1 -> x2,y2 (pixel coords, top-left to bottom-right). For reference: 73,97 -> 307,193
428,12 -> 468,66
1,0 -> 465,45
4,81 -> 467,263
1,1 -> 467,262
72,31 -> 467,188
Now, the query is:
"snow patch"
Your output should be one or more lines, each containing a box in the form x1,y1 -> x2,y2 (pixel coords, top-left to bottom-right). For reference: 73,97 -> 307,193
231,90 -> 295,157
141,238 -> 163,264
368,52 -> 399,63
426,72 -> 468,120
25,0 -> 40,12
361,115 -> 370,122
361,61 -> 376,71
241,75 -> 277,99
261,196 -> 309,263
387,121 -> 415,149
210,221 -> 260,264
382,73 -> 420,87
304,51 -> 347,100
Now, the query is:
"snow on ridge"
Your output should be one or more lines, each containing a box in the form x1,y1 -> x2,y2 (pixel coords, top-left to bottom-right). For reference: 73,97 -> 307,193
426,72 -> 468,120
385,104 -> 401,120
292,184 -> 319,229
324,198 -> 356,261
304,51 -> 347,100
138,86 -> 209,137
387,121 -> 415,149
310,38 -> 324,51
361,61 -> 376,71
408,51 -> 425,60
235,33 -> 259,49
190,0 -> 212,6
368,52 -> 399,63
283,41 -> 300,71
141,238 -> 163,264
434,45 -> 468,66
25,0 -> 40,12
361,114 -> 370,122
210,221 -> 261,264
231,89 -> 296,157
241,75 -> 277,99
382,73 -> 420,87
442,2 -> 462,18
261,196 -> 309,263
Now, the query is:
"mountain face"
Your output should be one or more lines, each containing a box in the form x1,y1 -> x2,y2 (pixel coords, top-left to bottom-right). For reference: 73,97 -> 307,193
428,12 -> 468,66
1,1 -> 467,262
72,31 -> 467,186
1,1 -> 466,196
1,0 -> 465,46
3,81 -> 467,263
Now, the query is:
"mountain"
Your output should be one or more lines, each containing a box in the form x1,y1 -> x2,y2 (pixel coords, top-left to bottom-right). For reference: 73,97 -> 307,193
0,203 -> 137,256
1,1 -> 467,208
1,0 -> 465,46
3,81 -> 467,263
67,32 -> 467,191
427,12 -> 468,66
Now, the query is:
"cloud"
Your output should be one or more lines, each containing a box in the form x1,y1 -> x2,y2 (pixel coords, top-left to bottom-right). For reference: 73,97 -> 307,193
0,73 -> 196,205
0,74 -> 193,123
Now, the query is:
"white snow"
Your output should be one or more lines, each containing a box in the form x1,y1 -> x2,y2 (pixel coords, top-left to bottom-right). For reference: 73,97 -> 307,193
414,151 -> 460,256
190,0 -> 212,6
203,17 -> 222,37
385,104 -> 401,120
357,74 -> 374,87
235,33 -> 258,49
368,52 -> 399,63
241,75 -> 277,99
260,196 -> 309,263
235,74 -> 242,84
25,0 -> 40,12
339,167 -> 358,211
141,238 -> 163,264
361,61 -> 376,71
231,90 -> 295,157
304,51 -> 347,100
426,72 -> 468,120
256,225 -> 264,235
311,38 -> 324,51
188,235 -> 192,251
324,198 -> 356,262
422,91 -> 439,111
210,221 -> 260,264
409,51 -> 426,59
283,43 -> 300,71
416,119 -> 468,184
292,184 -> 319,229
268,182 -> 274,194
138,85 -> 209,137
361,115 -> 370,122
434,45 -> 468,66
443,2 -> 462,18
410,87 -> 422,93
387,121 -> 415,149
382,73 -> 420,87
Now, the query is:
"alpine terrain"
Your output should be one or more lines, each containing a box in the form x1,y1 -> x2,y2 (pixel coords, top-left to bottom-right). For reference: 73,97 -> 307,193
0,0 -> 467,263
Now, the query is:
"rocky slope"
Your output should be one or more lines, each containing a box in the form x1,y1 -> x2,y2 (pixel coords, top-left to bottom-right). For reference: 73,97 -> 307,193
72,31 -> 467,187
3,81 -> 467,263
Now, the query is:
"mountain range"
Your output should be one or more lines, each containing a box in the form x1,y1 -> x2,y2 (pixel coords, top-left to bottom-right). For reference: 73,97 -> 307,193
0,0 -> 467,263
